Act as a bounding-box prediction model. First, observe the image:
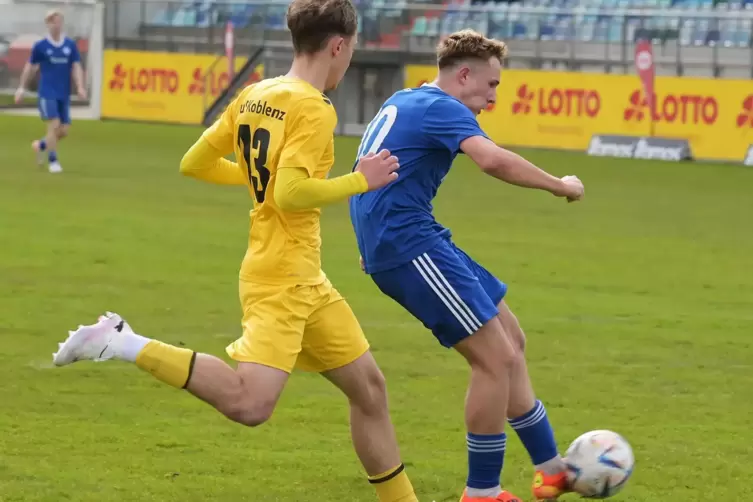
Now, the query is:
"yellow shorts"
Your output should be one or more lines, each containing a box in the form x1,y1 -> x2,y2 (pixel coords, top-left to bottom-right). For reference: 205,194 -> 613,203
226,279 -> 370,373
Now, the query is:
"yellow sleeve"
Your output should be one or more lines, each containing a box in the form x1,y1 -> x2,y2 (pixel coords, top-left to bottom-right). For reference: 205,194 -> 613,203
274,167 -> 368,211
278,97 -> 337,176
179,136 -> 247,186
202,98 -> 237,155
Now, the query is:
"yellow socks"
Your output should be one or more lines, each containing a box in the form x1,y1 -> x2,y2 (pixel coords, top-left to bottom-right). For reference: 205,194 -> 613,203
368,464 -> 418,502
135,340 -> 196,388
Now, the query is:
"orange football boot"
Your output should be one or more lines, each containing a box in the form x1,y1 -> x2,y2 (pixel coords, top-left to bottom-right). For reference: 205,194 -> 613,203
459,489 -> 523,502
532,470 -> 570,500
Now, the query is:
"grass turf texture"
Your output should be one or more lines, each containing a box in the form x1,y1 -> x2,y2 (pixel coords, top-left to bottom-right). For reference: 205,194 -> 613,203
0,115 -> 751,502
0,93 -> 37,107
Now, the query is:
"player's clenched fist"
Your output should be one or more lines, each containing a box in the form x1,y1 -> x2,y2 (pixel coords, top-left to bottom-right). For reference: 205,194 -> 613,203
356,149 -> 399,190
559,175 -> 584,202
14,87 -> 24,104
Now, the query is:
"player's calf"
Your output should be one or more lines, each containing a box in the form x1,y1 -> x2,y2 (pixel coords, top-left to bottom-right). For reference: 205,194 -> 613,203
497,302 -> 568,500
325,352 -> 418,502
454,319 -> 521,499
56,124 -> 69,140
196,357 -> 288,427
43,120 -> 62,173
53,313 -> 289,428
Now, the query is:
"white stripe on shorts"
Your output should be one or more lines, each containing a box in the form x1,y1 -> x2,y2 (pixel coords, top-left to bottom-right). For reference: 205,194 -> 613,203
412,254 -> 482,335
422,254 -> 484,327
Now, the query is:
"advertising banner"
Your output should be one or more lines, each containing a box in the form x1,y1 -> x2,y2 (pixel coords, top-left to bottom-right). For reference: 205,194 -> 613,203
404,65 -> 753,162
634,39 -> 655,135
101,50 -> 263,124
587,135 -> 692,161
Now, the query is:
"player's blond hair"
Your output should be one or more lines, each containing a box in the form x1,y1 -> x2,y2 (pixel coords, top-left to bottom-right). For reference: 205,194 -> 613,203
45,9 -> 63,22
436,30 -> 508,69
287,0 -> 358,54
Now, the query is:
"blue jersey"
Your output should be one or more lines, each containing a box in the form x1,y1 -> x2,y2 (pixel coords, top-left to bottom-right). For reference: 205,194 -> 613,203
30,36 -> 80,100
349,85 -> 488,274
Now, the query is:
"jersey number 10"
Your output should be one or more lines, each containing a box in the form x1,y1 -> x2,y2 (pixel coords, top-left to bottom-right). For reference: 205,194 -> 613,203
238,124 -> 271,203
353,105 -> 398,170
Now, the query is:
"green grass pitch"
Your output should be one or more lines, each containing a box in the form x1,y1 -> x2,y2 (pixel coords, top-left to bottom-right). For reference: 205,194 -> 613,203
0,115 -> 752,502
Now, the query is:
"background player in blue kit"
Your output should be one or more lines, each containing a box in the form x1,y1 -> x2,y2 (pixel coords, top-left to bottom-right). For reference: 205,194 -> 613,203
15,9 -> 87,174
349,30 -> 585,502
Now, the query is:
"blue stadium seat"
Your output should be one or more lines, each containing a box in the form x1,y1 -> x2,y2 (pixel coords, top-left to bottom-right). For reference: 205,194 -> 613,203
412,16 -> 428,35
151,9 -> 174,26
736,19 -> 752,45
577,14 -> 597,40
427,16 -> 440,36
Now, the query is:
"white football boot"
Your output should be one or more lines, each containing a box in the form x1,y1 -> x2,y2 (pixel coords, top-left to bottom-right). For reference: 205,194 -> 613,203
52,312 -> 130,366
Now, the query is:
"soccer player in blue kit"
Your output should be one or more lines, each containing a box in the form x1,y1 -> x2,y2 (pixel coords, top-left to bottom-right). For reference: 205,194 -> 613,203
349,30 -> 585,502
15,9 -> 87,173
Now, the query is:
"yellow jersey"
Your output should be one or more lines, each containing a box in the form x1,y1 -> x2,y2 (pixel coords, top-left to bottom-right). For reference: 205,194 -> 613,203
202,76 -> 338,286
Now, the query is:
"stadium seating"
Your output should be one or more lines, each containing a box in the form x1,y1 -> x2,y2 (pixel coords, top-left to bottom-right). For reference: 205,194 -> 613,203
412,0 -> 753,47
145,0 -> 753,48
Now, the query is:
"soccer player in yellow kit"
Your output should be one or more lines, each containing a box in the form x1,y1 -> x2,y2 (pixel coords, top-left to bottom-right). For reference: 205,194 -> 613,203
51,1 -> 418,501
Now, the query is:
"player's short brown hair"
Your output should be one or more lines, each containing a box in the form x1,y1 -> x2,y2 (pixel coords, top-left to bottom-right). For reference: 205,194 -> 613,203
436,29 -> 508,69
287,0 -> 358,54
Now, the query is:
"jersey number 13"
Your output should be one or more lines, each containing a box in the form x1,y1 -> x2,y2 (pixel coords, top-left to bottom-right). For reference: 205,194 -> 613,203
238,124 -> 271,203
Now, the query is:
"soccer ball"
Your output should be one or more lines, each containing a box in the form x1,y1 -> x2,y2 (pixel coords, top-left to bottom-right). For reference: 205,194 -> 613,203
565,430 -> 634,498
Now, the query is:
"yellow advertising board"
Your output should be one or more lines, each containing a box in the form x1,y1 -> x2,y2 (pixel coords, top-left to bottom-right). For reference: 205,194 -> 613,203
101,50 -> 264,124
404,65 -> 753,162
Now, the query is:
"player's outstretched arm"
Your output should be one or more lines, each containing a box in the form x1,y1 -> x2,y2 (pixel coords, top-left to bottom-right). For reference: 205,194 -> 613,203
461,135 -> 584,201
274,150 -> 399,211
179,136 -> 247,186
274,167 -> 368,211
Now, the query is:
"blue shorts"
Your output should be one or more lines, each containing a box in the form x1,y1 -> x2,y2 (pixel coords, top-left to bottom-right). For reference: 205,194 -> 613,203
370,239 -> 507,348
38,98 -> 71,124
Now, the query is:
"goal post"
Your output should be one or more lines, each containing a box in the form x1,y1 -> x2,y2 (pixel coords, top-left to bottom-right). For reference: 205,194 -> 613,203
0,0 -> 104,120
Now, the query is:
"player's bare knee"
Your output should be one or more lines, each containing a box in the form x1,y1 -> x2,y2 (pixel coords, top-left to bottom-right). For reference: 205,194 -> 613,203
358,367 -> 389,415
473,347 -> 518,381
498,302 -> 526,352
225,398 -> 275,427
46,121 -> 59,136
57,126 -> 68,139
460,323 -> 521,378
508,325 -> 526,353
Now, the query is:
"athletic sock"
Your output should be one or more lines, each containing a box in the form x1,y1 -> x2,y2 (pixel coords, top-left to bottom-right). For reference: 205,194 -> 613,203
466,432 -> 506,497
49,150 -> 58,164
508,400 -> 565,474
134,340 -> 196,389
117,332 -> 151,362
39,139 -> 47,151
368,463 -> 418,502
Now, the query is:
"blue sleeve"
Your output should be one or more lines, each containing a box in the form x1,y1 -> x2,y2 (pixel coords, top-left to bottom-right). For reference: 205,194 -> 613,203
70,40 -> 81,63
30,42 -> 44,64
421,98 -> 488,153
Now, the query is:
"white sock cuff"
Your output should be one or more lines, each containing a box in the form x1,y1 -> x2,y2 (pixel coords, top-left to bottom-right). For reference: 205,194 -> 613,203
118,332 -> 151,362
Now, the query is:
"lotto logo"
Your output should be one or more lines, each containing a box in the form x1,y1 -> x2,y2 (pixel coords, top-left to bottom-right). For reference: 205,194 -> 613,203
623,90 -> 718,125
511,84 -> 600,118
109,63 -> 179,94
736,95 -> 753,128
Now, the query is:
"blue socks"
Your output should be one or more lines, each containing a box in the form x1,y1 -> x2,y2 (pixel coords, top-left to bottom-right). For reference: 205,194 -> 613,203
509,400 -> 561,472
49,150 -> 58,164
39,139 -> 47,151
466,432 -> 506,495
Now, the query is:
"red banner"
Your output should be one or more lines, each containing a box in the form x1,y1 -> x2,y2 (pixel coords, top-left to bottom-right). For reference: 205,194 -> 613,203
634,40 -> 656,132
